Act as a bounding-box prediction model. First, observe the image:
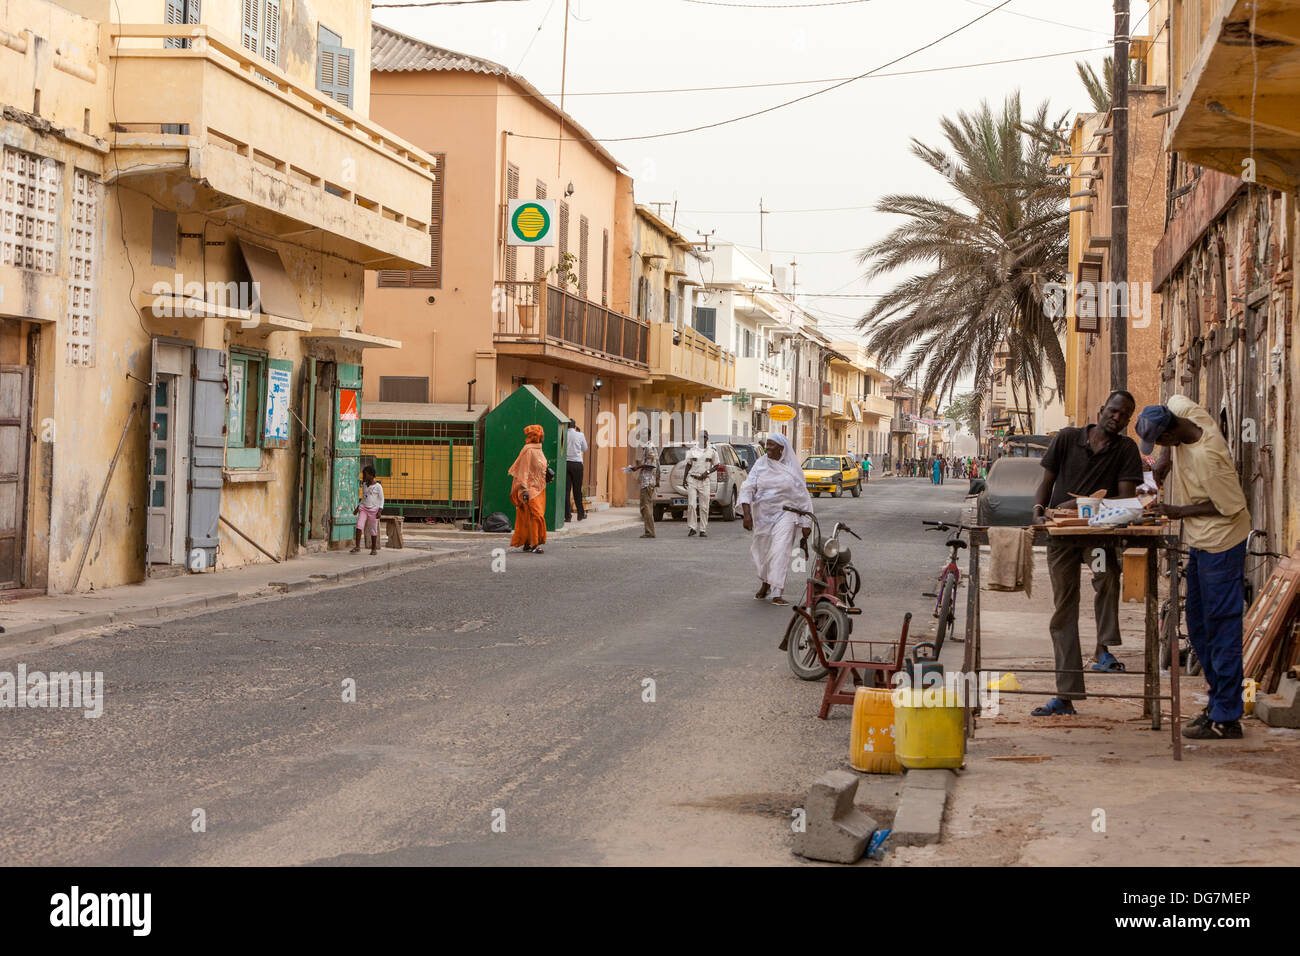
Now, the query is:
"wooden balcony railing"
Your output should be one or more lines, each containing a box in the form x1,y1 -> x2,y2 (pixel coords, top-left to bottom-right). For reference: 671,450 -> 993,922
495,280 -> 649,369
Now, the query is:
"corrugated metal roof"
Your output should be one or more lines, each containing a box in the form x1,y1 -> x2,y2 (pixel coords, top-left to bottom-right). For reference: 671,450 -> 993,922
370,22 -> 624,172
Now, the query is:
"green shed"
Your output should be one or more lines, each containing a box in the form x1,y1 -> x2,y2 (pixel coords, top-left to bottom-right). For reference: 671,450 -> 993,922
481,385 -> 569,532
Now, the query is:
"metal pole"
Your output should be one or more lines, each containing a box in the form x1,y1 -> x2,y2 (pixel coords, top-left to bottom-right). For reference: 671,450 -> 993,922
219,515 -> 282,564
1110,0 -> 1130,391
73,401 -> 141,590
557,0 -> 570,177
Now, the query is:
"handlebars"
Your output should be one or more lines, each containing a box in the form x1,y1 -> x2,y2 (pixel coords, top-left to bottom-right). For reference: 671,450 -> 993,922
782,505 -> 861,540
922,519 -> 963,533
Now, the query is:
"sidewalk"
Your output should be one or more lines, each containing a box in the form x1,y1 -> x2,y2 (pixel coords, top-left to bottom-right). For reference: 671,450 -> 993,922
0,542 -> 473,649
403,505 -> 642,542
895,546 -> 1300,866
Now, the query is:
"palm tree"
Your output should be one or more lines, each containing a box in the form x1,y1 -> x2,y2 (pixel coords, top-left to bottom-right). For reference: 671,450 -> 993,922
1076,56 -> 1142,112
856,94 -> 1069,423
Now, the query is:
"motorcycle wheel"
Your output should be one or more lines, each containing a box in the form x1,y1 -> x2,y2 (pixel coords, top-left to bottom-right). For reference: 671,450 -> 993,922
785,599 -> 852,681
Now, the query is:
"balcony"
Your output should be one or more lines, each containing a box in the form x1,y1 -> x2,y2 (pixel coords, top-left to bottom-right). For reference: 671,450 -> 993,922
857,394 -> 894,419
828,392 -> 847,417
797,377 -> 820,408
737,356 -> 782,398
1167,0 -> 1300,188
108,24 -> 437,268
495,280 -> 649,377
891,416 -> 918,434
647,323 -> 735,398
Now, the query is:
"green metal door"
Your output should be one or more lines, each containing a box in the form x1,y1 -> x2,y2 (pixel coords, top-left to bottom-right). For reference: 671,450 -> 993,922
298,358 -> 317,546
330,363 -> 362,541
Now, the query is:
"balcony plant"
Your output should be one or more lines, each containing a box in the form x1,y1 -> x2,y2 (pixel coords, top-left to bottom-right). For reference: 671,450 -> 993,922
517,253 -> 579,331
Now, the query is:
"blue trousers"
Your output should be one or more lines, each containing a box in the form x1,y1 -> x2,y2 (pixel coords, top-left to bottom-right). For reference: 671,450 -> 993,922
1184,540 -> 1246,722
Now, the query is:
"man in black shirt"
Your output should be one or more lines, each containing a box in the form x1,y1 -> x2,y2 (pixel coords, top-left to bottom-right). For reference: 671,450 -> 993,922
1030,390 -> 1143,716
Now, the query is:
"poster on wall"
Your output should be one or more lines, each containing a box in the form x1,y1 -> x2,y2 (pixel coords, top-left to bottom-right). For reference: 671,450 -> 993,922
339,388 -> 359,444
264,360 -> 291,446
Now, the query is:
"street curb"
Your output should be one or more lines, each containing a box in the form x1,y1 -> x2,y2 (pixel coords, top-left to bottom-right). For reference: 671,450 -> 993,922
0,547 -> 472,648
890,769 -> 957,847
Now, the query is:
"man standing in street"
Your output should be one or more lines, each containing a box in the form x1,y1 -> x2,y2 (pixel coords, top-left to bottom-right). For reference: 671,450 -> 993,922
1138,398 -> 1251,740
683,430 -> 719,539
565,421 -> 588,523
1030,391 -> 1143,716
624,429 -> 659,539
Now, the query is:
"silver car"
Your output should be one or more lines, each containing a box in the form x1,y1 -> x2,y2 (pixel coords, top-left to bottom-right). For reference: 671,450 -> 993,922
652,442 -> 749,522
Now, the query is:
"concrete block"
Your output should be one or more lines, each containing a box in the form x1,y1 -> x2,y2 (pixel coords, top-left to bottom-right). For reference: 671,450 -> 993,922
52,613 -> 113,635
902,769 -> 955,793
891,785 -> 947,847
792,770 -> 877,864
1256,674 -> 1300,729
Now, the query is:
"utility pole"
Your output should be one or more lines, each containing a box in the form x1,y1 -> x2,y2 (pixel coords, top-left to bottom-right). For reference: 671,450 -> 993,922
759,198 -> 770,252
1109,0 -> 1130,391
557,0 -> 571,177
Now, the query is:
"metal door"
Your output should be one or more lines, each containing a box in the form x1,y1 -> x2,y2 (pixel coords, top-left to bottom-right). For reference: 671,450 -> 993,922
298,357 -> 316,546
583,392 -> 599,498
187,347 -> 227,571
330,363 -> 362,541
0,365 -> 30,588
147,362 -> 178,564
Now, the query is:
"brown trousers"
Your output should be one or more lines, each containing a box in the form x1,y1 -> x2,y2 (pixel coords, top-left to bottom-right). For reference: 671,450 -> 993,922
640,486 -> 655,536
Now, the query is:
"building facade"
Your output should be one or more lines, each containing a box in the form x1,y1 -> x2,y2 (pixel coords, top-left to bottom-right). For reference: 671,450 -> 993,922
1,0 -> 435,593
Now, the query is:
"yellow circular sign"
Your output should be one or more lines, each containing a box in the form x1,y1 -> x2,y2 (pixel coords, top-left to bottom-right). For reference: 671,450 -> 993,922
767,404 -> 796,422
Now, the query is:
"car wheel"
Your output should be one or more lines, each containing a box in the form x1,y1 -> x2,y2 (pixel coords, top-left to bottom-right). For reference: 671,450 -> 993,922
653,505 -> 665,522
720,489 -> 738,521
832,481 -> 843,498
671,510 -> 684,521
849,480 -> 861,498
812,491 -> 821,498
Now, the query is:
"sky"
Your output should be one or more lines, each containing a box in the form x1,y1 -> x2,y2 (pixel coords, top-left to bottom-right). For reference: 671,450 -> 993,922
372,0 -> 1153,349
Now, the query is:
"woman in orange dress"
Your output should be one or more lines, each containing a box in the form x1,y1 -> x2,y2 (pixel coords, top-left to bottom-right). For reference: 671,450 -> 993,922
508,424 -> 549,553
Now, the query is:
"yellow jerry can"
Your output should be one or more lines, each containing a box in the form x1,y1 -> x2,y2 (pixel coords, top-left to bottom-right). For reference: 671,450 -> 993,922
850,687 -> 902,774
894,687 -> 965,770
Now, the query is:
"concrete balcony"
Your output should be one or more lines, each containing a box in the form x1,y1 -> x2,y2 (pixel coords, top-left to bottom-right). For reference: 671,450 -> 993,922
827,392 -> 847,418
1167,0 -> 1300,188
647,323 -> 734,399
495,280 -> 650,378
108,24 -> 438,268
857,394 -> 894,419
891,416 -> 917,434
736,356 -> 782,398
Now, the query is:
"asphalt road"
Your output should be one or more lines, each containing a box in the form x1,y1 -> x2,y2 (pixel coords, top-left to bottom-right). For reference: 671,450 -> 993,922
0,475 -> 968,866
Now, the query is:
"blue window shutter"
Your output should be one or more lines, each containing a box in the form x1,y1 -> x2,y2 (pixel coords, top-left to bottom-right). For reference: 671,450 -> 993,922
318,44 -> 354,108
187,347 -> 226,571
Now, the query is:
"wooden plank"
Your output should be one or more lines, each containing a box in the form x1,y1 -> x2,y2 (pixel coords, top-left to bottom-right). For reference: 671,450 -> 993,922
1122,547 -> 1148,602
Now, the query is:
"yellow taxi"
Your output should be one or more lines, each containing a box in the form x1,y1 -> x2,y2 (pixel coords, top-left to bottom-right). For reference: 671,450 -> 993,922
802,454 -> 863,498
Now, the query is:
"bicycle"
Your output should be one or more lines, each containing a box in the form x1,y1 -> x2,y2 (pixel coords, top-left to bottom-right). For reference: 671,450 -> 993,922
778,506 -> 863,681
920,519 -> 967,655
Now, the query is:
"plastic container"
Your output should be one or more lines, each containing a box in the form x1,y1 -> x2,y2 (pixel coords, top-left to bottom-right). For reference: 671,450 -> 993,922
1075,496 -> 1102,519
894,687 -> 965,770
850,687 -> 902,774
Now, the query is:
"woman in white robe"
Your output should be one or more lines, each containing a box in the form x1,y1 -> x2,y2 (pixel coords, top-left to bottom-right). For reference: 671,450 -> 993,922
737,433 -> 813,605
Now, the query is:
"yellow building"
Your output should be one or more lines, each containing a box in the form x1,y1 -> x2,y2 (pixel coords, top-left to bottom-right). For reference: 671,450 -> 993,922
826,341 -> 893,459
0,0 -> 436,593
630,205 -> 734,452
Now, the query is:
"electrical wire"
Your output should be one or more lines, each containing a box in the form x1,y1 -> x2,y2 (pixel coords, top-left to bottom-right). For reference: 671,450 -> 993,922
369,45 -> 1109,99
507,0 -> 1017,144
372,0 -> 528,7
515,0 -> 557,71
959,0 -> 1109,36
681,0 -> 875,7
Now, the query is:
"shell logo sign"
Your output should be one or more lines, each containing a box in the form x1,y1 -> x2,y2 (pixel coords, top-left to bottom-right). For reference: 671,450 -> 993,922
508,199 -> 556,247
768,404 -> 796,422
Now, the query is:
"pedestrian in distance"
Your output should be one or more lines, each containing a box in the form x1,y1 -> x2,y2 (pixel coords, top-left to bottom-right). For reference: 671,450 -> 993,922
351,464 -> 384,555
1030,391 -> 1143,715
507,423 -> 549,554
564,420 -> 588,523
1139,398 -> 1252,740
683,430 -> 719,538
932,456 -> 941,485
738,433 -> 813,606
863,453 -> 872,484
624,428 -> 659,539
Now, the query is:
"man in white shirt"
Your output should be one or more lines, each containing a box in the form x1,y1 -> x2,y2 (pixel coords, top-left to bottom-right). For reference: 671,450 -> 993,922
684,430 -> 720,538
565,421 -> 589,523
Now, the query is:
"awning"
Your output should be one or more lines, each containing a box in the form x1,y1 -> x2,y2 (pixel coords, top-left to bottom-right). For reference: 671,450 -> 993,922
364,402 -> 487,423
238,239 -> 305,322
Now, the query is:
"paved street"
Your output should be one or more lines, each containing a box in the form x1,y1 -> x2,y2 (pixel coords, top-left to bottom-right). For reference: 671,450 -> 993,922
0,478 -> 967,866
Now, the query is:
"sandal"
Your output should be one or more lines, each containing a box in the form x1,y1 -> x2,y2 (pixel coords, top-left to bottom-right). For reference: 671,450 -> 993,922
1031,697 -> 1077,717
1091,652 -> 1126,673
771,597 -> 790,606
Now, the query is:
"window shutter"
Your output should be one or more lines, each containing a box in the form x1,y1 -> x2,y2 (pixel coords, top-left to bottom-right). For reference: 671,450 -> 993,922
601,228 -> 609,305
165,0 -> 185,48
241,0 -> 260,53
1075,260 -> 1102,333
263,0 -> 280,66
559,201 -> 569,262
376,271 -> 410,288
533,181 -> 546,280
505,163 -> 519,284
334,47 -> 353,107
578,216 -> 589,298
317,44 -> 354,107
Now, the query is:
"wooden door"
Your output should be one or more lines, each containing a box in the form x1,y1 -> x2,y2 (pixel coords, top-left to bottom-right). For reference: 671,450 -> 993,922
0,365 -> 30,588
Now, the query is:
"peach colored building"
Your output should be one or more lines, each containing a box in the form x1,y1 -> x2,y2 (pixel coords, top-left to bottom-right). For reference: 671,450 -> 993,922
364,24 -> 651,507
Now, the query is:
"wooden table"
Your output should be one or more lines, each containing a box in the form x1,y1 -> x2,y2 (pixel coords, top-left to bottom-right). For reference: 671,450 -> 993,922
963,524 -> 1183,760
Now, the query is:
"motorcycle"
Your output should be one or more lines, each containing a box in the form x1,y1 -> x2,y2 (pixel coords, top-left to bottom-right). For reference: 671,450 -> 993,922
777,505 -> 863,680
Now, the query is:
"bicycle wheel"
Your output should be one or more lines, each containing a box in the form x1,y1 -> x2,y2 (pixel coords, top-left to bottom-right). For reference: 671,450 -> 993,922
784,600 -> 851,681
936,578 -> 956,653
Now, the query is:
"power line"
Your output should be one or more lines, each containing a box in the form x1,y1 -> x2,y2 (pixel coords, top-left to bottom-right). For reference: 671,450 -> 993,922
507,0 -> 1017,144
369,45 -> 1108,99
959,0 -> 1107,36
682,0 -> 875,7
373,0 -> 526,6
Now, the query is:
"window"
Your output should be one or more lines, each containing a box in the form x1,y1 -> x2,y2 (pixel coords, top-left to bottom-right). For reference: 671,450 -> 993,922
164,0 -> 201,49
241,0 -> 281,67
315,22 -> 354,107
376,159 -> 444,289
578,216 -> 589,298
379,376 -> 429,403
227,349 -> 266,469
558,201 -> 569,263
743,328 -> 754,358
601,228 -> 609,305
65,170 -> 98,367
505,163 -> 519,283
693,306 -> 717,342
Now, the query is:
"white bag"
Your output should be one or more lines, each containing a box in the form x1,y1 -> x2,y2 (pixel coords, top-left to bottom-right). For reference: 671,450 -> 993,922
1088,498 -> 1144,527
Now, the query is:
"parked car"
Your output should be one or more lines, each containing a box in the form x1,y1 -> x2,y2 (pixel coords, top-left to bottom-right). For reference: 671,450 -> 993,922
653,442 -> 748,521
994,435 -> 1051,459
801,453 -> 863,498
966,457 -> 1043,526
730,442 -> 762,471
